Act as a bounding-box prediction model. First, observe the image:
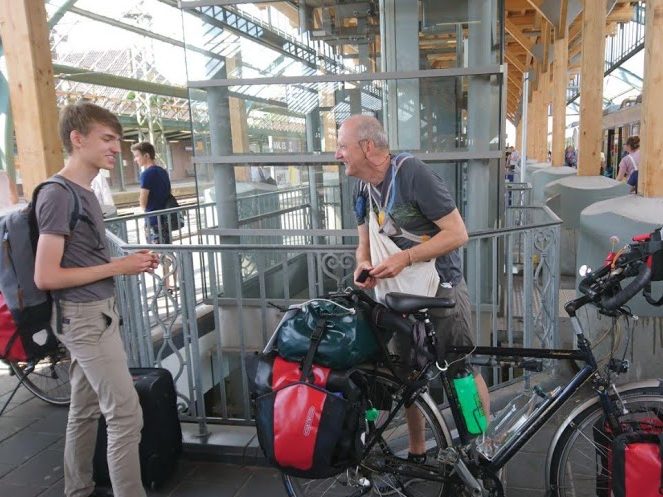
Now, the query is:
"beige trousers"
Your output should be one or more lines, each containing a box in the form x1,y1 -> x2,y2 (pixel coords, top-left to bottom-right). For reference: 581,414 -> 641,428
54,297 -> 145,497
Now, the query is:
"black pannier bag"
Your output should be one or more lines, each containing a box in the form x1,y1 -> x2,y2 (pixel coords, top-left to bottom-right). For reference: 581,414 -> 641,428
612,431 -> 663,497
252,351 -> 365,479
592,410 -> 663,497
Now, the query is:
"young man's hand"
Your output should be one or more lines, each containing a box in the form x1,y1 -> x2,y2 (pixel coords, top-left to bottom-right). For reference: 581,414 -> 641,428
117,250 -> 159,275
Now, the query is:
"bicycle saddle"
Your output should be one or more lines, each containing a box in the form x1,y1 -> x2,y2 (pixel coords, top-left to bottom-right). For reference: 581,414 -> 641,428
384,292 -> 456,314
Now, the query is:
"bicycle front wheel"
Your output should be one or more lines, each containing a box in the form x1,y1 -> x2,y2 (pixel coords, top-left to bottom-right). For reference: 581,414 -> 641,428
549,386 -> 663,497
282,372 -> 452,497
10,344 -> 71,406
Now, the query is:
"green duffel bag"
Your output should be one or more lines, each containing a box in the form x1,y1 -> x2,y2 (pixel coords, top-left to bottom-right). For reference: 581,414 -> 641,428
276,298 -> 384,370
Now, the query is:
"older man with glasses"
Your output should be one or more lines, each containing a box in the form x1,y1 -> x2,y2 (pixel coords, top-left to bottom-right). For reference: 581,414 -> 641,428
335,114 -> 490,478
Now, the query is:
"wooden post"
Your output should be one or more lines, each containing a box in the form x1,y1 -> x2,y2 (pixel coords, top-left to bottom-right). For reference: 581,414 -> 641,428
538,71 -> 551,161
0,0 -> 62,196
516,119 -> 522,151
577,0 -> 606,176
640,0 -> 663,197
527,88 -> 539,162
552,27 -> 569,166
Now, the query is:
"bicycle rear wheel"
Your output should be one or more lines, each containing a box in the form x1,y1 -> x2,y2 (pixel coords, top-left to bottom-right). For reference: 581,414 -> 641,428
10,343 -> 71,406
282,372 -> 452,497
549,386 -> 663,497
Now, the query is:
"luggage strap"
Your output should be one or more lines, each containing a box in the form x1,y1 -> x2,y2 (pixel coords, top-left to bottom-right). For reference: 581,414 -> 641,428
300,318 -> 327,382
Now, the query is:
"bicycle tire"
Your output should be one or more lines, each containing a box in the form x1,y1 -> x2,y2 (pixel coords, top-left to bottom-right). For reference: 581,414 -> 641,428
548,386 -> 663,497
282,371 -> 452,497
9,344 -> 71,406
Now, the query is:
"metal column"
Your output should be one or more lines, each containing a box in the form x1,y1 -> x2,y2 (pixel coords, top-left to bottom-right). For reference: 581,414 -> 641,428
207,63 -> 240,297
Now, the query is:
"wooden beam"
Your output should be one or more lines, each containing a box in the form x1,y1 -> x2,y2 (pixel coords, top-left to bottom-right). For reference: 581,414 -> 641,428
558,0 -> 569,38
552,26 -> 569,166
536,74 -> 550,161
526,0 -> 553,25
505,18 -> 536,59
508,68 -> 522,87
578,0 -> 606,176
527,87 -> 539,161
226,55 -> 249,156
506,51 -> 526,73
541,21 -> 550,72
0,0 -> 62,196
640,0 -> 663,197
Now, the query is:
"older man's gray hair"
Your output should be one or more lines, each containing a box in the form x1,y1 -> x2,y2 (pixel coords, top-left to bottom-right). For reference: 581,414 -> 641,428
349,115 -> 389,149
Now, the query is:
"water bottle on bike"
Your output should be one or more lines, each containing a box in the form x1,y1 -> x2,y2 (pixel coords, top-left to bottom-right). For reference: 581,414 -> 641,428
476,384 -> 560,460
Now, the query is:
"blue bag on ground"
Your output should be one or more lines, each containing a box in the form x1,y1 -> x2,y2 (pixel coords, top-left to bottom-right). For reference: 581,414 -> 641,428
276,299 -> 382,369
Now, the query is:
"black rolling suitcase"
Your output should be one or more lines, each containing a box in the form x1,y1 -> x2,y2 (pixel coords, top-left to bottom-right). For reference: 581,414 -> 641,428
93,367 -> 182,489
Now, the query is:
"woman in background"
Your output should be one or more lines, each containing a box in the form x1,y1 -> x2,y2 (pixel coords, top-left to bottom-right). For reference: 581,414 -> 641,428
616,136 -> 640,193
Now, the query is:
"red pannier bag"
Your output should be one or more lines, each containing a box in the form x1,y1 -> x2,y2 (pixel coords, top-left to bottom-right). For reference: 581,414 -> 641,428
252,353 -> 365,478
593,411 -> 663,497
612,431 -> 663,497
0,292 -> 28,362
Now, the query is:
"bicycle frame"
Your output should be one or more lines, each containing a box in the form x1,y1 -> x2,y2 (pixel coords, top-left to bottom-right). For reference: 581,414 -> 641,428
441,294 -> 619,473
445,344 -> 595,471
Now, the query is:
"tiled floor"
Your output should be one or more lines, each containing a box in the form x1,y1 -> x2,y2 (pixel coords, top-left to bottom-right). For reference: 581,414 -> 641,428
0,365 -> 286,497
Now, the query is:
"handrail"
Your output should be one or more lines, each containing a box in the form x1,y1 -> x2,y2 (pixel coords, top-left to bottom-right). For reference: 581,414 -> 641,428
107,198 -> 562,429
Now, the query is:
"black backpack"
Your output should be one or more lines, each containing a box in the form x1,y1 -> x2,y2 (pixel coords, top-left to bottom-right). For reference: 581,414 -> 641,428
161,194 -> 185,231
0,176 -> 91,360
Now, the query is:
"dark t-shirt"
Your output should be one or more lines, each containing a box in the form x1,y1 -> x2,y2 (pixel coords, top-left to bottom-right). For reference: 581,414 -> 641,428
352,154 -> 463,285
140,165 -> 171,226
36,176 -> 114,302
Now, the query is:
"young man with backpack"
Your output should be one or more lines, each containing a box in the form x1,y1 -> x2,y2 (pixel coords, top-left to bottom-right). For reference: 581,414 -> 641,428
34,101 -> 158,497
132,141 -> 177,292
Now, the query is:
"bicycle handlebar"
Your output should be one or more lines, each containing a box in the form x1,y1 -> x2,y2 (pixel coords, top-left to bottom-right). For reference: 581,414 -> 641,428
574,238 -> 654,314
601,262 -> 651,311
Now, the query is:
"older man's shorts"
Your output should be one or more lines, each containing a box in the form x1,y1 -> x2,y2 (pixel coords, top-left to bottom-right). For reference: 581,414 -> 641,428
388,278 -> 474,376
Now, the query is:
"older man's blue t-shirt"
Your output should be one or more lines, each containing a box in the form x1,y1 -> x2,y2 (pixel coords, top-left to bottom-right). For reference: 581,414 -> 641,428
140,164 -> 171,226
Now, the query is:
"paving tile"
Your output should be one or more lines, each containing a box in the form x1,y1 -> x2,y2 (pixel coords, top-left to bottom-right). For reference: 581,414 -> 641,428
1,449 -> 63,487
1,398 -> 63,420
0,482 -> 47,497
187,461 -> 253,485
236,467 -> 287,497
506,487 -> 546,497
0,462 -> 13,478
0,430 -> 61,465
146,459 -> 199,496
27,410 -> 68,434
0,415 -> 39,442
36,479 -> 64,497
168,479 -> 252,497
505,450 -> 546,490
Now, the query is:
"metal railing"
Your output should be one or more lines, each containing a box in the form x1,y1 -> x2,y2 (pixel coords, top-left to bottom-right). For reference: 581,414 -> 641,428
567,3 -> 645,104
105,201 -> 561,435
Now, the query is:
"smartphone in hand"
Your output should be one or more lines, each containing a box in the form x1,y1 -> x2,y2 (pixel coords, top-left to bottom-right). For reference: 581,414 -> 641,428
356,268 -> 371,283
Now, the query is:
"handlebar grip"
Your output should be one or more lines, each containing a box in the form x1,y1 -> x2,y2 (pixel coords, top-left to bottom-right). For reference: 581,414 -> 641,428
371,304 -> 412,337
601,262 -> 652,311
